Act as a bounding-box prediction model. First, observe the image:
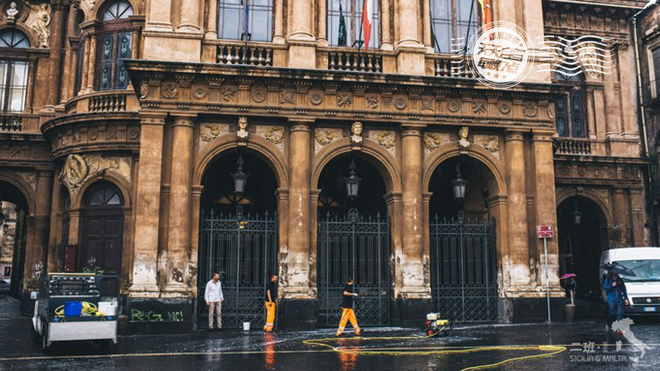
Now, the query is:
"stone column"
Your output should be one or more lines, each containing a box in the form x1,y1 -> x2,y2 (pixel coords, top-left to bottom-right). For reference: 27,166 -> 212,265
283,121 -> 316,329
163,116 -> 195,295
316,1 -> 327,46
398,127 -> 432,325
86,32 -> 98,91
287,0 -> 315,69
531,132 -> 560,290
205,0 -> 218,39
46,173 -> 63,272
129,114 -> 165,295
504,131 -> 530,287
44,3 -> 67,108
146,0 -> 173,31
612,188 -> 630,246
178,0 -> 202,32
273,0 -> 285,44
20,172 -> 52,314
189,185 -> 203,297
396,0 -> 421,47
381,0 -> 392,50
80,32 -> 91,94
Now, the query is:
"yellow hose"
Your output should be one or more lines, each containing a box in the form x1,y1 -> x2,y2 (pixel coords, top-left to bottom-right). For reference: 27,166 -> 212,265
54,302 -> 105,317
303,335 -> 566,371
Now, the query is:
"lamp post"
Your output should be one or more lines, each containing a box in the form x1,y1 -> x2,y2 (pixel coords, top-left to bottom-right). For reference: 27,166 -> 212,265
451,163 -> 467,221
231,155 -> 249,196
344,159 -> 361,200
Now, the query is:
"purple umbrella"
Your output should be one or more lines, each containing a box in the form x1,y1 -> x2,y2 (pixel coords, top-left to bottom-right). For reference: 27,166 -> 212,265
560,273 -> 577,279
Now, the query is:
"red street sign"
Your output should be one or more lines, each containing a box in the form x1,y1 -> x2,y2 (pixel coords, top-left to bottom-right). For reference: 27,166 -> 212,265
536,225 -> 554,239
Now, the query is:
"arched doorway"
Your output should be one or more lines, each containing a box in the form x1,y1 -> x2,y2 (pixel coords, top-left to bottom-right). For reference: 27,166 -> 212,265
80,181 -> 124,273
198,151 -> 278,328
0,179 -> 30,297
316,154 -> 391,326
557,195 -> 607,302
428,156 -> 498,322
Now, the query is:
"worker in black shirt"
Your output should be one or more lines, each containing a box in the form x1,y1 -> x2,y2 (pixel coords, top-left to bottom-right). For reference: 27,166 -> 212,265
336,278 -> 362,337
264,274 -> 278,332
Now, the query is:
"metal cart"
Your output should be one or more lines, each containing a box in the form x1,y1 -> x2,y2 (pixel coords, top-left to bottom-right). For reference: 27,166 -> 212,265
31,273 -> 119,353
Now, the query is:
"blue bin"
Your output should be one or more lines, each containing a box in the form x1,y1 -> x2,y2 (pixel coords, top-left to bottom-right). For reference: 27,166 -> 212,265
64,301 -> 82,317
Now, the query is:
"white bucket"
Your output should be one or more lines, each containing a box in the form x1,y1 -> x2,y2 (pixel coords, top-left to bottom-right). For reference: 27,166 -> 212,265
243,322 -> 251,331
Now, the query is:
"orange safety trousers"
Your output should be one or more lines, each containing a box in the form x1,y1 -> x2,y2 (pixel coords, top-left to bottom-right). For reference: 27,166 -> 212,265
336,308 -> 361,335
264,302 -> 276,332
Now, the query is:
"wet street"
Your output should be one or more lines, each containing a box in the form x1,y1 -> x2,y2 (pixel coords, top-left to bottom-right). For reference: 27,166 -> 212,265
0,295 -> 657,371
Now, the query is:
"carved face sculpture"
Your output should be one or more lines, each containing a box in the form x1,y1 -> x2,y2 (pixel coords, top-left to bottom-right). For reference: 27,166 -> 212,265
459,127 -> 469,141
351,122 -> 363,136
238,117 -> 248,131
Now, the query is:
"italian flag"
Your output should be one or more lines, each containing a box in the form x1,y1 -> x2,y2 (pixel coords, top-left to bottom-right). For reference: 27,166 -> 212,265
361,0 -> 372,50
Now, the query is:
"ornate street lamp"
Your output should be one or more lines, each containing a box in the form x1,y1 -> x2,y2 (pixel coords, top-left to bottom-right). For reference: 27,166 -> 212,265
231,155 -> 249,196
572,200 -> 582,225
451,163 -> 468,202
344,159 -> 361,200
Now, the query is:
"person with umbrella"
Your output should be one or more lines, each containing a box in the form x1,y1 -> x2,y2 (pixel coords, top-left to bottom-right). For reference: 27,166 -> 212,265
560,273 -> 577,304
602,263 -> 632,328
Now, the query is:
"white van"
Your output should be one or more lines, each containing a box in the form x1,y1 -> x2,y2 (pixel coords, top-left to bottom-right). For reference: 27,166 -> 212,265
600,247 -> 660,315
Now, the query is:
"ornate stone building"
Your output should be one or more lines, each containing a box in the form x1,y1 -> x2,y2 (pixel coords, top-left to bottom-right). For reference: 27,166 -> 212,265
0,0 -> 651,331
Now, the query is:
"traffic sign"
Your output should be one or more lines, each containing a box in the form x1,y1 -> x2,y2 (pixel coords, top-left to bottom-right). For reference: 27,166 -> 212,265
536,225 -> 554,239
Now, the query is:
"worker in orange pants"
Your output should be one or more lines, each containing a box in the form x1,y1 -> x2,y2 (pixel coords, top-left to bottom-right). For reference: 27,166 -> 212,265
336,278 -> 362,337
264,274 -> 278,332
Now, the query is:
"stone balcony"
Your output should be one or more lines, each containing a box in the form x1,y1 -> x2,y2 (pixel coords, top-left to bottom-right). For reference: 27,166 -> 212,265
0,113 -> 40,134
64,89 -> 139,115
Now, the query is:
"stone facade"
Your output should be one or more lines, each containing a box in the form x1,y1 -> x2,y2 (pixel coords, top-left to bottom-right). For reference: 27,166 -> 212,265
0,0 -> 652,329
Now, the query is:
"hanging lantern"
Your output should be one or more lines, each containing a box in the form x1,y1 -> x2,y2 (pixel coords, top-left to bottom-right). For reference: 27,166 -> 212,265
572,202 -> 582,225
344,159 -> 361,200
231,155 -> 249,196
451,163 -> 467,202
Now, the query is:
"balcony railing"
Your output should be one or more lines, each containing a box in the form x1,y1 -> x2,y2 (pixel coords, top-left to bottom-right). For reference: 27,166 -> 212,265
217,44 -> 273,66
65,90 -> 138,115
0,115 -> 22,132
432,54 -> 476,79
326,49 -> 383,73
554,137 -> 592,155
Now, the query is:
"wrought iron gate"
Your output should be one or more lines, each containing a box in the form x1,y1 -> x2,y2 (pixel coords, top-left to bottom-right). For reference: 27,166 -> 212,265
430,215 -> 497,322
198,207 -> 278,328
317,208 -> 391,327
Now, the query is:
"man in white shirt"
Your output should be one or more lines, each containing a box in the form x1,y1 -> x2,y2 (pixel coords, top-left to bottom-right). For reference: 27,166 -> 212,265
205,272 -> 224,330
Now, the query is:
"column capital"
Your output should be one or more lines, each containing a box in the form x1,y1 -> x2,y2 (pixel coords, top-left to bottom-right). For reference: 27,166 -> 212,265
289,122 -> 312,133
503,130 -> 526,142
401,127 -> 423,137
276,188 -> 289,201
140,112 -> 166,126
172,116 -> 196,128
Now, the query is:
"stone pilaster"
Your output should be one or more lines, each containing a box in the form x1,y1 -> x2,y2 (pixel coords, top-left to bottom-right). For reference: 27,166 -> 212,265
178,0 -> 201,32
282,121 -> 316,330
129,114 -> 165,296
504,130 -> 530,287
162,116 -> 195,295
531,132 -> 560,289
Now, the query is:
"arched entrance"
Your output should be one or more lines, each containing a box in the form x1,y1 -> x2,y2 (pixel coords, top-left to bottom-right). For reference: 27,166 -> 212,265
557,195 -> 607,301
0,179 -> 31,297
198,150 -> 278,328
79,181 -> 124,273
428,156 -> 498,322
316,154 -> 391,326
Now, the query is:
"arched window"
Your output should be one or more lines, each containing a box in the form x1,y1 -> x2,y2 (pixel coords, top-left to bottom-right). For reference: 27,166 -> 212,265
0,29 -> 30,113
85,185 -> 123,206
430,0 -> 480,53
327,0 -> 379,48
555,69 -> 587,137
218,0 -> 273,42
96,1 -> 134,91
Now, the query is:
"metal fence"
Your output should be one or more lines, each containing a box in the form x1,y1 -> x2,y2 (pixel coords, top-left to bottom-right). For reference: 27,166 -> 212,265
198,207 -> 278,328
317,208 -> 391,327
430,215 -> 497,323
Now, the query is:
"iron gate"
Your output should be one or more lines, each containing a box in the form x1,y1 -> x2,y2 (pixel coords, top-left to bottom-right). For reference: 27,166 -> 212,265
317,208 -> 391,327
430,215 -> 497,322
198,207 -> 278,328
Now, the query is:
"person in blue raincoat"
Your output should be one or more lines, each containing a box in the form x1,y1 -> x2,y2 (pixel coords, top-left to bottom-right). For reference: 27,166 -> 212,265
602,271 -> 629,328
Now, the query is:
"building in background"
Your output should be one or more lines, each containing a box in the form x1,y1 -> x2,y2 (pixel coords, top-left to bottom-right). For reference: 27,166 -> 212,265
0,0 -> 651,331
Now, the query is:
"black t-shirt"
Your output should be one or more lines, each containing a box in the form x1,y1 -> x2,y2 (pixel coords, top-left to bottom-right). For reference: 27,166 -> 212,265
265,281 -> 278,302
342,284 -> 355,308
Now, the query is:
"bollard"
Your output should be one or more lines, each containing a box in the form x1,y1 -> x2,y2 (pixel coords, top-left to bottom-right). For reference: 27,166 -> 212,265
565,304 -> 576,322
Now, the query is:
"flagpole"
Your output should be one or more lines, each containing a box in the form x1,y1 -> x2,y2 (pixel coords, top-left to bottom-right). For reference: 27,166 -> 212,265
356,0 -> 364,53
244,0 -> 250,63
